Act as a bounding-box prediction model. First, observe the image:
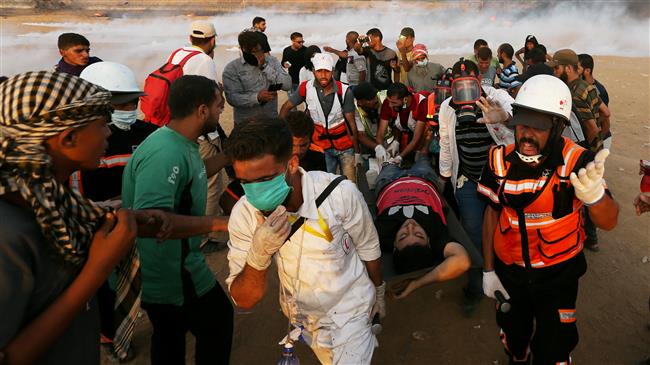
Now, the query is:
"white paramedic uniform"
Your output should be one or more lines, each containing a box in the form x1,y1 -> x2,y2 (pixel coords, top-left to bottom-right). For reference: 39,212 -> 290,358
227,169 -> 381,365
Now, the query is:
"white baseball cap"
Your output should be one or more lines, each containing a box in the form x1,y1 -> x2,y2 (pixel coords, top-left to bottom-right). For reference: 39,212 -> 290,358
312,53 -> 334,71
190,20 -> 216,39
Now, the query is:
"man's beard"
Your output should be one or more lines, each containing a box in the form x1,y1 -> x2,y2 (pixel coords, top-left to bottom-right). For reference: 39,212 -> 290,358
560,71 -> 569,83
202,119 -> 218,135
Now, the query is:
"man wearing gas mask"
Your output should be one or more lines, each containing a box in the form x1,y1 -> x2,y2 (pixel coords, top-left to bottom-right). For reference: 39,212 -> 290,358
223,30 -> 291,125
438,58 -> 514,315
376,82 -> 430,165
225,117 -> 384,365
478,75 -> 618,364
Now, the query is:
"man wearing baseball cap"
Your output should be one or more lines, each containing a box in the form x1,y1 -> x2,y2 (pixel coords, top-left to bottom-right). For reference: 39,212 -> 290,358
280,52 -> 360,182
549,48 -> 605,252
406,44 -> 446,92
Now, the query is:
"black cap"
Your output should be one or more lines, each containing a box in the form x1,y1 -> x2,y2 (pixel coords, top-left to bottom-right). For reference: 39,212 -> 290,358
510,107 -> 555,130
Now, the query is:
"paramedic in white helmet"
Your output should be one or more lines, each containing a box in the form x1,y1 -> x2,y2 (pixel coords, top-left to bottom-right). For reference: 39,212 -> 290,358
477,74 -> 619,364
225,117 -> 385,365
78,61 -> 158,361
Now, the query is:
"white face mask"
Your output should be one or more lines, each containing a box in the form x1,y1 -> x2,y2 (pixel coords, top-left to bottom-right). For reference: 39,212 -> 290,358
416,59 -> 428,67
516,151 -> 542,164
111,109 -> 138,131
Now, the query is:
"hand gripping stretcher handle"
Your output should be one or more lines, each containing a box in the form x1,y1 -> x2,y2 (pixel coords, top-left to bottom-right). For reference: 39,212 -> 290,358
495,290 -> 511,313
371,313 -> 382,335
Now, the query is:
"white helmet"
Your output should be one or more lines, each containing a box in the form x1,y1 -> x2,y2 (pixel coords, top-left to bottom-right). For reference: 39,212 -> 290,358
512,74 -> 572,123
80,61 -> 145,104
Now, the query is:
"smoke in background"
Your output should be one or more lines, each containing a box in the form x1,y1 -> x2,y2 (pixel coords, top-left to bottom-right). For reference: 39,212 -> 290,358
1,1 -> 648,80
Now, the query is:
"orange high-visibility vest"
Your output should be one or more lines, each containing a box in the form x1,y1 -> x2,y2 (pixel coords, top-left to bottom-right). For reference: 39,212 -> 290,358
487,137 -> 588,268
300,79 -> 353,151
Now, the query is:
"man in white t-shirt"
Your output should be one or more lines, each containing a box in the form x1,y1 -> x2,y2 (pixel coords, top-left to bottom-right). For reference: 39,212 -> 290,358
169,20 -> 229,245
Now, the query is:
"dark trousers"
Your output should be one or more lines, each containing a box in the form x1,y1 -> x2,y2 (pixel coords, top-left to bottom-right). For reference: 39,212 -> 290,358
495,263 -> 580,365
141,284 -> 234,365
583,207 -> 598,244
98,281 -> 117,340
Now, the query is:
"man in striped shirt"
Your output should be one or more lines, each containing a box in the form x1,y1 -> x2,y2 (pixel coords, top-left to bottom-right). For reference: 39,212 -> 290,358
438,59 -> 514,315
496,43 -> 522,95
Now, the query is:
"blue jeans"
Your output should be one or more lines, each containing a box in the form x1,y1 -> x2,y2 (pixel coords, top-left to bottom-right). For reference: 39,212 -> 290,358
324,148 -> 356,182
454,179 -> 486,297
375,156 -> 438,195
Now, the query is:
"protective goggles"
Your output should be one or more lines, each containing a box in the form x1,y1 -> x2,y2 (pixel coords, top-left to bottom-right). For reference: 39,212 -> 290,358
451,77 -> 481,105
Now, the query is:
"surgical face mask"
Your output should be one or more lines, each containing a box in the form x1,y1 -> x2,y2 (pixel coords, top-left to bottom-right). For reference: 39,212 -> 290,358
111,109 -> 138,131
242,51 -> 259,66
242,172 -> 291,212
415,59 -> 428,67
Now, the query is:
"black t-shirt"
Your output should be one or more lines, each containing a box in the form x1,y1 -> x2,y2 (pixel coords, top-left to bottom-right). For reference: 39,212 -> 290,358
282,46 -> 307,85
362,46 -> 397,91
78,121 -> 158,201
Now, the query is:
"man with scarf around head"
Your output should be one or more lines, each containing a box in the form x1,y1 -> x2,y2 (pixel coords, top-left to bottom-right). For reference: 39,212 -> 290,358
478,75 -> 618,364
0,71 -> 138,364
223,30 -> 291,125
437,58 -> 515,315
225,117 -> 384,365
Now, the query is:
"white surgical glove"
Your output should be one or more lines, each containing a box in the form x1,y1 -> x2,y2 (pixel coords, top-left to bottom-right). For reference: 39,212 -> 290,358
386,155 -> 402,166
386,140 -> 400,157
483,271 -> 510,300
570,149 -> 609,205
370,281 -> 386,319
476,96 -> 509,124
374,145 -> 388,165
246,206 -> 291,271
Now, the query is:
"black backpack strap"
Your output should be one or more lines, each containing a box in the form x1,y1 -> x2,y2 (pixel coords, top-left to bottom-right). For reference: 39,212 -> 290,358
287,175 -> 346,239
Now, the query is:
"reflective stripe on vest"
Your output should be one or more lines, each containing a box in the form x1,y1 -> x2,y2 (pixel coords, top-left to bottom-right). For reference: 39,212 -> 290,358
304,79 -> 353,151
490,137 -> 588,268
98,154 -> 131,168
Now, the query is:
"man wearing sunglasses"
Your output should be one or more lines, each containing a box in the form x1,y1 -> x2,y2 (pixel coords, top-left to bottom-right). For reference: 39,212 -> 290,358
438,58 -> 514,315
282,32 -> 307,95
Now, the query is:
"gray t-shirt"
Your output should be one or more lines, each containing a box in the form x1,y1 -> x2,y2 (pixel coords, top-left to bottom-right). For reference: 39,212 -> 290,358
346,49 -> 367,86
289,80 -> 356,117
406,62 -> 446,92
480,66 -> 497,87
0,200 -> 100,365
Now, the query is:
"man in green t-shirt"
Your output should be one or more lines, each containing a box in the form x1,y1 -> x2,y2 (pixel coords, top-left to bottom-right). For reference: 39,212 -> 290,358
121,75 -> 232,364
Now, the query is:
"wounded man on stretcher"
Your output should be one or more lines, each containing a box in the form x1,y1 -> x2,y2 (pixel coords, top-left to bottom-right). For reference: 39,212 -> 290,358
368,155 -> 482,298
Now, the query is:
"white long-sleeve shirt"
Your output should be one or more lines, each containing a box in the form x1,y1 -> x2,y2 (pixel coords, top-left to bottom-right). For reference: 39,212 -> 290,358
438,85 -> 515,190
227,169 -> 380,347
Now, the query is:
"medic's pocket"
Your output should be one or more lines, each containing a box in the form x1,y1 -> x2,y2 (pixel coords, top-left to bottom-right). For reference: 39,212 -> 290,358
552,181 -> 575,219
498,211 -> 512,234
537,213 -> 581,260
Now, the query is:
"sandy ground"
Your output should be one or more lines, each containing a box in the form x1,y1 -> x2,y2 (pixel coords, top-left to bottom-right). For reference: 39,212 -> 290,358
2,11 -> 649,365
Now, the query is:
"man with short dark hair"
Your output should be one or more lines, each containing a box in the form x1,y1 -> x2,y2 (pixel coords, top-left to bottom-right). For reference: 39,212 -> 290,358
324,31 -> 367,87
496,43 -> 522,95
282,32 -> 307,94
395,27 -> 415,84
122,75 -> 234,365
578,53 -> 612,149
518,46 -> 553,83
225,117 -> 384,365
373,142 -> 471,296
223,31 -> 291,125
247,16 -> 271,53
54,32 -> 102,76
477,47 -> 497,87
352,82 -> 394,158
468,38 -> 499,69
355,28 -> 398,91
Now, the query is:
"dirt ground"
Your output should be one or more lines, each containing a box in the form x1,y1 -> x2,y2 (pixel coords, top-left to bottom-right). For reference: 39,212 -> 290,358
2,11 -> 649,365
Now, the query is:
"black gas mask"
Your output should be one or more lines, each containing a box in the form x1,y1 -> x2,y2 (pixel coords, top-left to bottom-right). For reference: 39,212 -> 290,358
450,65 -> 483,124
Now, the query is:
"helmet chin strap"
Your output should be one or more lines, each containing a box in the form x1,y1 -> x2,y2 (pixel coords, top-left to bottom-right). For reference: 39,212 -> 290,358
516,151 -> 542,164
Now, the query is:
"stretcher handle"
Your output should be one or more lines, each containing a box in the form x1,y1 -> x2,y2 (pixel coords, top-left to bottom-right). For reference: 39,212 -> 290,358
495,290 -> 511,313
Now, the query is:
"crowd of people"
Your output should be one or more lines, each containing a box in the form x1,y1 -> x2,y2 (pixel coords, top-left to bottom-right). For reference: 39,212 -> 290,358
0,13 -> 646,365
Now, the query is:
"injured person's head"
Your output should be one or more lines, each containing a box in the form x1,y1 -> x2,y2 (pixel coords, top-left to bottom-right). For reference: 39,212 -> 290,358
392,218 -> 439,274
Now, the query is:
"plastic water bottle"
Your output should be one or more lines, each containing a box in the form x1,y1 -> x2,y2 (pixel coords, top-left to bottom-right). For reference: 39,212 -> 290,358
277,343 -> 300,365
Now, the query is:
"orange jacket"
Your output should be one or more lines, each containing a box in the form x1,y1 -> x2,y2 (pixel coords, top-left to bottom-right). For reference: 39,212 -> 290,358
486,137 -> 587,268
